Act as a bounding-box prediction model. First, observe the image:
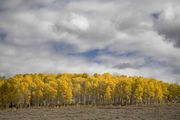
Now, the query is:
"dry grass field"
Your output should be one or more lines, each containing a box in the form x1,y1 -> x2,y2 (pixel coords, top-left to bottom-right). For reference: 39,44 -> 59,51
0,104 -> 179,120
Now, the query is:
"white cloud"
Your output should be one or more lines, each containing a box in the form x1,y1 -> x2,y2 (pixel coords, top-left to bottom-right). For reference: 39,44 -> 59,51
70,13 -> 89,31
0,0 -> 180,83
164,4 -> 175,20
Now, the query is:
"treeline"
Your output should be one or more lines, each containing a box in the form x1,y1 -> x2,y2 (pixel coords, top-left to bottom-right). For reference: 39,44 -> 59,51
0,73 -> 179,109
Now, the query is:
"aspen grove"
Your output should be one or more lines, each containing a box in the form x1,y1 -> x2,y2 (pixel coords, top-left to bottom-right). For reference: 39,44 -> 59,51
0,73 -> 179,109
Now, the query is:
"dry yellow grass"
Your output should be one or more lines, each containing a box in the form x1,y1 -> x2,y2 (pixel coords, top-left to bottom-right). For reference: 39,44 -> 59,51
0,104 -> 179,120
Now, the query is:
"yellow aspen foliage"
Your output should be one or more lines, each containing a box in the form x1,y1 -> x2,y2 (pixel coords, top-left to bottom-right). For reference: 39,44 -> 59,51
0,73 -> 179,108
57,78 -> 72,104
105,86 -> 112,102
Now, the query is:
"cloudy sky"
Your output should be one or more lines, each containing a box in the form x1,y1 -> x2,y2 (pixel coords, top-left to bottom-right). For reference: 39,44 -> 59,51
0,0 -> 180,83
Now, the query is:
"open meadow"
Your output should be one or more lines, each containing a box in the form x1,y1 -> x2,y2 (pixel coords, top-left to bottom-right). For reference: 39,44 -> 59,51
0,104 -> 179,120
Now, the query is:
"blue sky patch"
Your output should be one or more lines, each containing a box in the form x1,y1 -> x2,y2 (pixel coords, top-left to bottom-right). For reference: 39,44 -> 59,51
0,32 -> 7,41
51,41 -> 77,54
151,12 -> 161,19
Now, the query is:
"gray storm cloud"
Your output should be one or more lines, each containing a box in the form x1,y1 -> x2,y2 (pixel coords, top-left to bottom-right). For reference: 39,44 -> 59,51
154,5 -> 180,48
